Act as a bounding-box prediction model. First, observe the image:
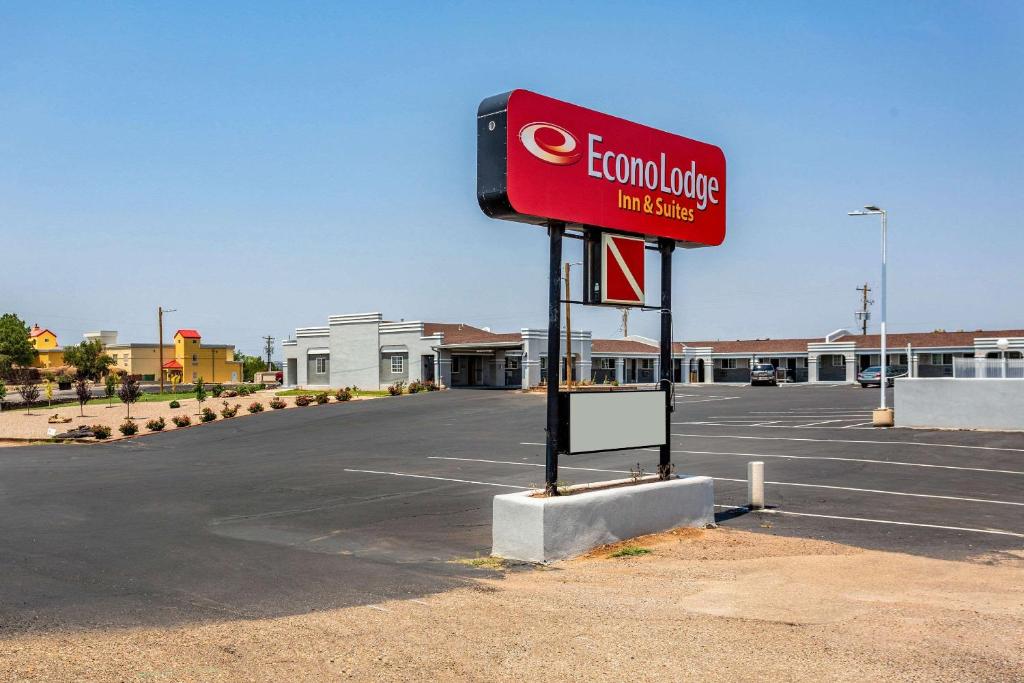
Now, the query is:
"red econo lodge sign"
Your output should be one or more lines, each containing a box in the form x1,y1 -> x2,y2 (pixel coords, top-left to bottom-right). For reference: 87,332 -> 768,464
477,89 -> 726,246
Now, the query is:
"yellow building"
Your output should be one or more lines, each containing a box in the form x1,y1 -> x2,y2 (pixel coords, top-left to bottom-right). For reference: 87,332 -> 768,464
104,329 -> 244,384
29,324 -> 65,369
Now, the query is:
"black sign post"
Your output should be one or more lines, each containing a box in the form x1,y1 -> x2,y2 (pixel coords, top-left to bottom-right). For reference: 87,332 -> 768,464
545,222 -> 564,495
658,237 -> 675,479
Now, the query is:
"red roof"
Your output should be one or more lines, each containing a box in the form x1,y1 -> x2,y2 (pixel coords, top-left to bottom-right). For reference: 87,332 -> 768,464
424,322 -> 521,346
592,339 -> 659,354
29,325 -> 55,338
174,329 -> 201,339
161,360 -> 182,369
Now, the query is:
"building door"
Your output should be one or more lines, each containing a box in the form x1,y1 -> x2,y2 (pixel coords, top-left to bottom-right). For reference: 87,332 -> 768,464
697,359 -> 705,383
287,358 -> 297,386
504,356 -> 521,388
422,355 -> 435,382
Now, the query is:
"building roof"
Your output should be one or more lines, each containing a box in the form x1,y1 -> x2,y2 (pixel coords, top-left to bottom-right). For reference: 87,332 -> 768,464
424,322 -> 521,346
161,360 -> 183,369
839,329 -> 1024,349
592,339 -> 659,354
675,337 -> 819,354
29,324 -> 56,338
174,329 -> 201,339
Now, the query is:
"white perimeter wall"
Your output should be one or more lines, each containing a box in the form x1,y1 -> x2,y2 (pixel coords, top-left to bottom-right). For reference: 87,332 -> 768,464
895,378 -> 1024,431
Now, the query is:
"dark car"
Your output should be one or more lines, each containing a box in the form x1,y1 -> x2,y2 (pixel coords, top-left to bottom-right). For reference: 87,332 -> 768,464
750,363 -> 778,386
857,365 -> 907,388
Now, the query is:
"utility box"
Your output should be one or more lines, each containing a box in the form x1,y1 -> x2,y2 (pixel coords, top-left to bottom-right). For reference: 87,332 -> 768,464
557,389 -> 667,454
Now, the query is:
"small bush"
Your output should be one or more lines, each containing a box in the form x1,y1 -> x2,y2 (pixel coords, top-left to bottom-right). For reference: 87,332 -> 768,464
407,380 -> 424,393
257,383 -> 267,391
294,395 -> 312,406
92,424 -> 112,439
201,407 -> 217,422
169,399 -> 181,408
609,546 -> 651,558
335,388 -> 352,402
171,414 -> 192,427
387,381 -> 406,396
146,416 -> 166,431
210,384 -> 224,398
118,420 -> 139,436
424,380 -> 440,392
219,401 -> 240,418
269,397 -> 287,410
222,389 -> 238,398
315,391 -> 330,405
238,386 -> 251,397
247,401 -> 264,413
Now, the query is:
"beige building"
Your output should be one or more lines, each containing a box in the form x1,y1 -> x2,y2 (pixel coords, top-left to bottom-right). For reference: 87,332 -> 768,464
100,329 -> 243,383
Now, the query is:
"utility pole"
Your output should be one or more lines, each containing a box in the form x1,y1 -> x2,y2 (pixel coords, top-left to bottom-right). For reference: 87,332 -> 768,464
262,335 -> 275,372
157,306 -> 176,393
619,307 -> 630,338
564,262 -> 572,387
855,283 -> 873,335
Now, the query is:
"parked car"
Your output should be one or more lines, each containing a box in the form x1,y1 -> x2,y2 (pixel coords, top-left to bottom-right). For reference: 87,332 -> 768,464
857,365 -> 907,388
750,363 -> 778,386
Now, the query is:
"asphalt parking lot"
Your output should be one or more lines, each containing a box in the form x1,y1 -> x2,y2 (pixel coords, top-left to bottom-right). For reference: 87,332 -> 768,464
1,384 -> 1021,632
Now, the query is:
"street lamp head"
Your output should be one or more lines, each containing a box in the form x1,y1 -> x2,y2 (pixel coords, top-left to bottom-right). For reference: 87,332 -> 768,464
863,205 -> 883,212
996,338 -> 1010,351
847,210 -> 868,216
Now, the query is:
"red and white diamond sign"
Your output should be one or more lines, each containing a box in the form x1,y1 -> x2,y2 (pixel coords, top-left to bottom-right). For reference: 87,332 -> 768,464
601,233 -> 645,306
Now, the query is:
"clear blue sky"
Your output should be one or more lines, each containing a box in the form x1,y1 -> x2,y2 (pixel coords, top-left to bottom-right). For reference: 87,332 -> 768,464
3,2 -> 1022,358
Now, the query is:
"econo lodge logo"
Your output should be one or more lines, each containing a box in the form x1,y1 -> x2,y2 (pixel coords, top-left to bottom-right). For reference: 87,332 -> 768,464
519,122 -> 582,165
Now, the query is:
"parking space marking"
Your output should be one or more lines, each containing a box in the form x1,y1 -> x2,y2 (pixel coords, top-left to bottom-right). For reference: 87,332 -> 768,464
673,433 -> 1024,453
432,457 -> 1023,507
675,397 -> 742,404
671,449 -> 1024,476
675,421 -> 876,430
713,477 -> 1023,507
344,469 -> 529,490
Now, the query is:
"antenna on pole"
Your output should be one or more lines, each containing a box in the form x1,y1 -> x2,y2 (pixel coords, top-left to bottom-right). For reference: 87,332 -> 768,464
262,335 -> 275,373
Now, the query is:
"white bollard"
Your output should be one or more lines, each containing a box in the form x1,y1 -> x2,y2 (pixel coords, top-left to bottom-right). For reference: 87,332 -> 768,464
748,461 -> 764,509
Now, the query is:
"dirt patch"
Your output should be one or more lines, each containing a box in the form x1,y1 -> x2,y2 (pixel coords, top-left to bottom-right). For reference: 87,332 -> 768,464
1,528 -> 1019,681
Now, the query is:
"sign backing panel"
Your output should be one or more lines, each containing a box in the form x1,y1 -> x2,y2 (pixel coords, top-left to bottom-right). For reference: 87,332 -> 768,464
478,89 -> 726,246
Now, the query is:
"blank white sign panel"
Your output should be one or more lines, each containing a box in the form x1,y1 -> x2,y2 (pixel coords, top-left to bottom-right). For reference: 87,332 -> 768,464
568,391 -> 667,454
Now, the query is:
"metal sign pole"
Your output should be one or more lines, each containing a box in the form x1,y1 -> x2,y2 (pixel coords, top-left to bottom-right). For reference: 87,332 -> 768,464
545,221 -> 565,495
658,238 -> 675,479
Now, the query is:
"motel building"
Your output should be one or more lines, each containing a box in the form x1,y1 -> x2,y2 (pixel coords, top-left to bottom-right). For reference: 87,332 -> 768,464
281,313 -> 1024,389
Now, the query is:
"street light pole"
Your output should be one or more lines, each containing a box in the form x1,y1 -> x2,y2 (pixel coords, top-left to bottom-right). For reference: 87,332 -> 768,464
848,206 -> 887,411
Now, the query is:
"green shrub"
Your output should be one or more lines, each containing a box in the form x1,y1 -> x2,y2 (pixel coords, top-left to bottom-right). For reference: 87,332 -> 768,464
269,397 -> 287,409
423,380 -> 440,392
146,416 -> 166,431
219,401 -> 240,418
247,401 -> 264,413
169,400 -> 181,408
171,414 -> 191,427
238,386 -> 250,397
387,381 -> 406,396
222,389 -> 238,398
315,391 -> 329,405
91,424 -> 112,439
201,407 -> 217,422
210,384 -> 224,398
407,380 -> 424,393
118,420 -> 139,436
257,383 -> 267,391
335,388 -> 352,402
294,395 -> 312,406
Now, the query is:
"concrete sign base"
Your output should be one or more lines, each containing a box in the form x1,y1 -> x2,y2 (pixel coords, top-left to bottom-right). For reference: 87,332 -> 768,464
492,474 -> 714,563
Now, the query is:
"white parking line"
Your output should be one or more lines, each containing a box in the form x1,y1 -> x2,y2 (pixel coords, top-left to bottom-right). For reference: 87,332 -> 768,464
712,477 -> 1023,507
431,457 -> 1023,507
673,432 -> 1024,453
714,505 -> 1024,539
711,414 -> 872,419
675,421 -> 876,430
792,419 -> 847,428
344,469 -> 529,489
841,422 -> 875,429
675,397 -> 742,404
671,449 -> 1024,476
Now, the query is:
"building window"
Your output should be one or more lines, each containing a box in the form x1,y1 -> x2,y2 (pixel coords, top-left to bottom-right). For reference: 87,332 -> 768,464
452,357 -> 461,374
506,357 -> 520,370
315,356 -> 328,374
192,353 -> 198,364
391,355 -> 404,374
720,358 -> 737,369
638,358 -> 653,369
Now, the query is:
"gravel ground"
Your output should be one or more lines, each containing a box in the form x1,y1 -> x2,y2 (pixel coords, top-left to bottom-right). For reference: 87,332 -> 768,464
1,528 -> 1019,681
0,390 -> 374,441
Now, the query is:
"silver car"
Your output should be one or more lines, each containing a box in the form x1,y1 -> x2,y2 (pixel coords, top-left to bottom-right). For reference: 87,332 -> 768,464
750,363 -> 778,386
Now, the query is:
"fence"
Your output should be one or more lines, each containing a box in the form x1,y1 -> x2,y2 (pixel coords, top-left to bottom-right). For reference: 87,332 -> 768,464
952,357 -> 1024,379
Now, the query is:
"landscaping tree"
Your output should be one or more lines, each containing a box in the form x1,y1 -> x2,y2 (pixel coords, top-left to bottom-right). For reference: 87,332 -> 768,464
75,378 -> 92,417
0,378 -> 5,410
63,339 -> 114,381
0,313 -> 35,375
169,372 -> 181,394
238,354 -> 266,382
117,374 -> 142,419
16,371 -> 40,415
104,373 -> 117,408
194,377 -> 206,410
44,379 -> 54,408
